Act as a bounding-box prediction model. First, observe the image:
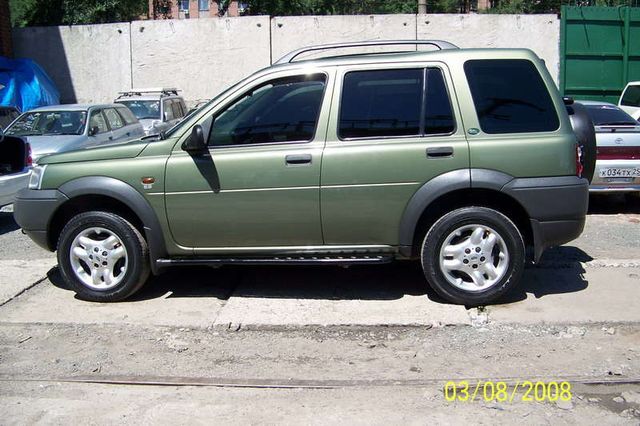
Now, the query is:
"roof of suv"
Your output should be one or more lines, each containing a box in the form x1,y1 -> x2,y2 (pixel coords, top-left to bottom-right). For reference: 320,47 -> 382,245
268,47 -> 541,71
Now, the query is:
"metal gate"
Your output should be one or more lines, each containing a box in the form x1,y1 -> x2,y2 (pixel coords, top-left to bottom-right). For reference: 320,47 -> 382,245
560,5 -> 640,103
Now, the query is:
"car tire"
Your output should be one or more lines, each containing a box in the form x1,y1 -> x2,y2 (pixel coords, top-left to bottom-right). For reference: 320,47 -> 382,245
420,207 -> 525,306
57,211 -> 150,302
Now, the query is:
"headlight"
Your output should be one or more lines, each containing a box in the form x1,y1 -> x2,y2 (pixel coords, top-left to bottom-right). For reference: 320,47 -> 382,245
28,165 -> 46,189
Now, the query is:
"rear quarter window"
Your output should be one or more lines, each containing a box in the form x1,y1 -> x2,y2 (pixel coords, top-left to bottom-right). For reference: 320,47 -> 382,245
621,85 -> 640,107
464,59 -> 559,134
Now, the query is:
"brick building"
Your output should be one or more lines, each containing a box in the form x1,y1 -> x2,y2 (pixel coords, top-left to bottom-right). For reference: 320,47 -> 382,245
148,0 -> 241,19
0,0 -> 12,57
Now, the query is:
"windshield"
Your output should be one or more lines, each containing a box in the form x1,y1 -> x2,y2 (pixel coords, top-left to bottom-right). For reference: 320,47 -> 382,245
6,110 -> 87,136
116,100 -> 160,120
584,104 -> 639,126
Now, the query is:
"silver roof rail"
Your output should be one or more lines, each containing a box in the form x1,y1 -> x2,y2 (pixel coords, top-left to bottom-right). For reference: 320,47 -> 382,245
116,87 -> 181,98
275,40 -> 459,64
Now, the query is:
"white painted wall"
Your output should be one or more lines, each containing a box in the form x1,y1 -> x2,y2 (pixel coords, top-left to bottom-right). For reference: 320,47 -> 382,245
271,15 -> 417,62
130,16 -> 270,104
13,23 -> 132,104
12,14 -> 560,105
417,14 -> 560,81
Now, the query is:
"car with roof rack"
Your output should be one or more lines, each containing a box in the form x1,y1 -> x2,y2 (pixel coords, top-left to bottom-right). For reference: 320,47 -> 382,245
13,40 -> 594,305
115,88 -> 188,136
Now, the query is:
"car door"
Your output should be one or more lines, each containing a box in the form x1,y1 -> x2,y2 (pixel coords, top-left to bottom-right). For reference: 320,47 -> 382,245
87,109 -> 113,146
321,64 -> 469,246
165,69 -> 333,252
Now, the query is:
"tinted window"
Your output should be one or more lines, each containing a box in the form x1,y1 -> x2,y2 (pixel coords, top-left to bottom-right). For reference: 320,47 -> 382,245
104,108 -> 124,130
464,59 -> 559,134
621,85 -> 640,107
583,104 -> 638,126
89,110 -> 109,134
339,69 -> 423,139
209,74 -> 326,146
425,68 -> 455,134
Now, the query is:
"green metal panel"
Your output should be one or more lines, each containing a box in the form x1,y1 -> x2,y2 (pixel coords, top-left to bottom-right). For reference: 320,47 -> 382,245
561,5 -> 640,103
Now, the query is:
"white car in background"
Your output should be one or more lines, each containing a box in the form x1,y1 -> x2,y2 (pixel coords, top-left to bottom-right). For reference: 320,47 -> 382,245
577,101 -> 640,194
619,81 -> 640,121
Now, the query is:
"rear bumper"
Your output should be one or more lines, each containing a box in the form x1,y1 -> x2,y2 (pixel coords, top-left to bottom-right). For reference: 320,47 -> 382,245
0,169 -> 31,208
503,176 -> 589,262
13,188 -> 69,251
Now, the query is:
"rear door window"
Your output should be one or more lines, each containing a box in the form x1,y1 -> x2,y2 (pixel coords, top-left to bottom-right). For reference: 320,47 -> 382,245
339,69 -> 423,139
424,68 -> 455,135
464,59 -> 559,134
104,108 -> 125,130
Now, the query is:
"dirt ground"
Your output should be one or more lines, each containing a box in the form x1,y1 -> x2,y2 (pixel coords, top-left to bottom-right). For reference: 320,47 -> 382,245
0,195 -> 639,424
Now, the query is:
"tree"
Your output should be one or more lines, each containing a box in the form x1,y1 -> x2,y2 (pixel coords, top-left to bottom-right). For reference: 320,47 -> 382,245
10,0 -> 148,27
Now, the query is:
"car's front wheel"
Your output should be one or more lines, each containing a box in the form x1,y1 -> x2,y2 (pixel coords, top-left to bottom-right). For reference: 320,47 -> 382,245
421,207 -> 525,306
57,211 -> 150,302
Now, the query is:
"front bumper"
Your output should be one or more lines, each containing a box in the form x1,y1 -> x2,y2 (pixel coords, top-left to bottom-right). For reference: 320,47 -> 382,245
13,188 -> 69,251
503,176 -> 589,262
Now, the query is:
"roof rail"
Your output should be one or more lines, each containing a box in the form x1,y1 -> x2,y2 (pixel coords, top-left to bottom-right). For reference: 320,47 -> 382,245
275,40 -> 459,64
116,87 -> 181,98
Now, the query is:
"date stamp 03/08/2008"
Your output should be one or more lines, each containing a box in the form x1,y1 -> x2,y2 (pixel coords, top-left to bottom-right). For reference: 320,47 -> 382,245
443,381 -> 572,403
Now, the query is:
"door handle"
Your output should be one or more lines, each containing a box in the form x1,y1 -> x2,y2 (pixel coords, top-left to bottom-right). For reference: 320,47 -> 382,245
108,136 -> 113,141
285,154 -> 312,165
426,147 -> 454,158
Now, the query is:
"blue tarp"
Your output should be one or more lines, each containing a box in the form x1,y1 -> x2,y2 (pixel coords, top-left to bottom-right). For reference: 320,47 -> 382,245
0,56 -> 60,112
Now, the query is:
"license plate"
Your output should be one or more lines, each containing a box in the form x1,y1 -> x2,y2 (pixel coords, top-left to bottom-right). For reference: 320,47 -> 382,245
599,168 -> 640,178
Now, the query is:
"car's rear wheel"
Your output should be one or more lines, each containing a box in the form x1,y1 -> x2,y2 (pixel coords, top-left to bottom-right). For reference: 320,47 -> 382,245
57,211 -> 150,302
421,207 -> 525,306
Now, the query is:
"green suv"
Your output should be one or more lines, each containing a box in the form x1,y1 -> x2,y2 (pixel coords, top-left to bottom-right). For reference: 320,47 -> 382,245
14,40 -> 591,305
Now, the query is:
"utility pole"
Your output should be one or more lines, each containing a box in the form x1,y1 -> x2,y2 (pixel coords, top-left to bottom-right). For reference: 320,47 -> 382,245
418,0 -> 427,14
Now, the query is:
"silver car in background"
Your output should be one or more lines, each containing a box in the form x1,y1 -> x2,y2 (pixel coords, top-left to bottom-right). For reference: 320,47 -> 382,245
114,88 -> 187,136
4,104 -> 144,162
577,101 -> 640,193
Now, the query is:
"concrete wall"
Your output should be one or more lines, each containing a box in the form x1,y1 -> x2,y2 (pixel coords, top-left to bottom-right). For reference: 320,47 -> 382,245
131,17 -> 270,103
418,14 -> 560,79
12,14 -> 560,105
271,15 -> 417,62
12,23 -> 132,104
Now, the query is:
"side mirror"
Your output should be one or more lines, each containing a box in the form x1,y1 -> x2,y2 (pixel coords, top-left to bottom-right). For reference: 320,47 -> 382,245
88,126 -> 99,136
163,111 -> 169,122
182,124 -> 207,153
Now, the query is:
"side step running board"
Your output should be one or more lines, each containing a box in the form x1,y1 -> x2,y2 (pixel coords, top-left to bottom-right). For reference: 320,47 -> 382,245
156,255 -> 394,267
